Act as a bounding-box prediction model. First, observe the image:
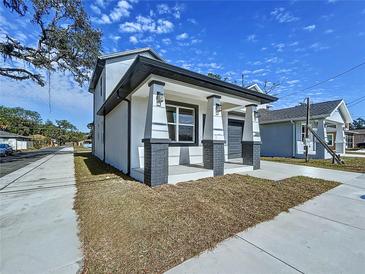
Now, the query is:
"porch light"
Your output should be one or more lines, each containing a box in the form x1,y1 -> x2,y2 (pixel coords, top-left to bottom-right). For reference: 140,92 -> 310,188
215,103 -> 222,114
156,92 -> 164,107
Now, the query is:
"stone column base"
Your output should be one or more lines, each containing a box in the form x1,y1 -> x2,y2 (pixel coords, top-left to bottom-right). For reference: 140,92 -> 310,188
242,141 -> 261,170
142,138 -> 169,187
202,140 -> 225,176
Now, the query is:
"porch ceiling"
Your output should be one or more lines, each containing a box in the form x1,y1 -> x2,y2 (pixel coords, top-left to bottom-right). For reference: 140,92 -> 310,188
132,75 -> 257,107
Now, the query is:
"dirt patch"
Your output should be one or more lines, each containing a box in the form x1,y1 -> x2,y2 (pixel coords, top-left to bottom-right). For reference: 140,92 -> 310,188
74,151 -> 339,273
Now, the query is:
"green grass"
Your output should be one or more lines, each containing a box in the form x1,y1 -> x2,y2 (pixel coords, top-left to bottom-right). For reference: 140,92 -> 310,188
74,151 -> 339,273
262,156 -> 365,173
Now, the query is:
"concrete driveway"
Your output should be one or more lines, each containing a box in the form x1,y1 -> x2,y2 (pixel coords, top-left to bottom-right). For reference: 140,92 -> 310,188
167,161 -> 365,274
0,147 -> 82,274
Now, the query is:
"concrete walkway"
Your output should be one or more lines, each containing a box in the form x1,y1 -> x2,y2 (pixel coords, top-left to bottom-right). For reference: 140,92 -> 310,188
0,147 -> 82,274
167,161 -> 365,274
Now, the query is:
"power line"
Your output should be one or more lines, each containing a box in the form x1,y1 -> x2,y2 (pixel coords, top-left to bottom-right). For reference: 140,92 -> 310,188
348,97 -> 365,108
348,95 -> 365,106
279,60 -> 365,99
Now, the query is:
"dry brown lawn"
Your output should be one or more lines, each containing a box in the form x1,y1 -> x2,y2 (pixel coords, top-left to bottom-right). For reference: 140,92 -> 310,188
74,151 -> 339,273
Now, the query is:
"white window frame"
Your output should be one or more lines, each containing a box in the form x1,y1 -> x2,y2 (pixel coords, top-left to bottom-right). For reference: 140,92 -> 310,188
166,104 -> 195,143
327,133 -> 334,146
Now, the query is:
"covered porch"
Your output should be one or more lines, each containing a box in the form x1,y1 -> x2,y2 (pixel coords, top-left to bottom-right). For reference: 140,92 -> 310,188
128,73 -> 275,186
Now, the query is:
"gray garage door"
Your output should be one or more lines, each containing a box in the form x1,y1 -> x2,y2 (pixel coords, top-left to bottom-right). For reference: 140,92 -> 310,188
228,119 -> 244,159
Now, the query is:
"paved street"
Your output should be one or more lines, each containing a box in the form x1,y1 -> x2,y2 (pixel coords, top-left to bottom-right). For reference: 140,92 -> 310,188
0,147 -> 62,178
167,161 -> 365,274
0,147 -> 82,274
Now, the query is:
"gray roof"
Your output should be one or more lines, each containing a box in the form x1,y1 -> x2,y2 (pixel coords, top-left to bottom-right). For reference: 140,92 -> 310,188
259,99 -> 343,123
0,130 -> 31,139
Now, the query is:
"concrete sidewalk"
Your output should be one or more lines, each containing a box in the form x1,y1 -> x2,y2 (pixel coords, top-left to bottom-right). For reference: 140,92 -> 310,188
0,147 -> 82,274
167,161 -> 365,274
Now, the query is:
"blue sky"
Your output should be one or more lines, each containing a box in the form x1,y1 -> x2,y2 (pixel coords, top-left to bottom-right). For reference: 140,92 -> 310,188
1,0 -> 364,131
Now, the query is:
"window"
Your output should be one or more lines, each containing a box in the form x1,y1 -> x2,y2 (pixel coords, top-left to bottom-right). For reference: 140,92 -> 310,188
100,77 -> 103,97
301,125 -> 306,141
327,133 -> 334,146
166,104 -> 195,143
346,135 -> 353,148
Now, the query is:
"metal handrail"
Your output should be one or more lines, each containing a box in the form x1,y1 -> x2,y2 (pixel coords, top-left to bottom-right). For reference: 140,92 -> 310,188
307,126 -> 344,164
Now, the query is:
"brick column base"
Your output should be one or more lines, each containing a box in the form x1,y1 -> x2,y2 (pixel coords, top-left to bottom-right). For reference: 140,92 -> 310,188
142,139 -> 169,187
242,141 -> 261,170
202,140 -> 225,176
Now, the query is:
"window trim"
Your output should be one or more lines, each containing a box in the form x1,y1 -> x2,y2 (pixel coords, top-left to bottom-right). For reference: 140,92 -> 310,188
327,133 -> 334,146
166,100 -> 199,146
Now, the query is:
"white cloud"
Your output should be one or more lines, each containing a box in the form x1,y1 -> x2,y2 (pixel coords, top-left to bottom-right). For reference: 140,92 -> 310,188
272,42 -> 285,52
162,38 -> 171,45
198,63 -> 222,69
271,8 -> 299,23
120,16 -> 174,34
310,42 -> 329,51
129,35 -> 138,44
247,34 -> 257,42
90,4 -> 101,15
187,18 -> 197,24
95,0 -> 105,8
92,0 -> 133,24
110,35 -> 121,43
156,3 -> 184,19
303,24 -> 316,32
289,41 -> 299,46
287,80 -> 300,85
277,68 -> 292,74
265,57 -> 282,64
252,69 -> 265,74
324,29 -> 334,34
110,0 -> 132,21
176,32 -> 189,40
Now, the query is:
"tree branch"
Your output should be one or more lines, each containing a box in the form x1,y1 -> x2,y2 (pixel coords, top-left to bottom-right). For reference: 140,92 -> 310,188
0,67 -> 44,86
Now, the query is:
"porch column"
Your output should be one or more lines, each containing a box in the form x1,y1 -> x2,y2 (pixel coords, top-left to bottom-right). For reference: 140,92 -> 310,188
316,120 -> 327,159
202,95 -> 225,176
335,123 -> 346,154
242,104 -> 261,169
142,80 -> 170,187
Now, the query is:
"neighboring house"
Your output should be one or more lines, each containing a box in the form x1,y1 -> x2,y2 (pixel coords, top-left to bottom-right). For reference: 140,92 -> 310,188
0,130 -> 33,150
259,100 -> 352,159
345,128 -> 365,148
89,48 -> 277,186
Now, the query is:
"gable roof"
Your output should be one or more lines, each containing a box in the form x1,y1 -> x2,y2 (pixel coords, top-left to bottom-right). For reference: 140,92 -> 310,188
97,55 -> 278,115
246,83 -> 264,93
259,99 -> 345,124
88,48 -> 163,91
0,130 -> 31,139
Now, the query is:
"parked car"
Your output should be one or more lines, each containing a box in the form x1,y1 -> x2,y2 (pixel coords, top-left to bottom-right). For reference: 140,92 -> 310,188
0,143 -> 14,156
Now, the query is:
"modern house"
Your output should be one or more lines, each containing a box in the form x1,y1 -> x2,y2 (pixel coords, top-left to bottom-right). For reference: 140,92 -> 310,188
89,48 -> 277,186
259,99 -> 352,159
345,128 -> 365,148
0,130 -> 33,150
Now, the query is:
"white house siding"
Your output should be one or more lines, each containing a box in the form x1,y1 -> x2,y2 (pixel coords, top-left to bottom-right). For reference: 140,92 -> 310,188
105,101 -> 129,173
105,52 -> 159,99
131,96 -> 148,169
94,114 -> 104,160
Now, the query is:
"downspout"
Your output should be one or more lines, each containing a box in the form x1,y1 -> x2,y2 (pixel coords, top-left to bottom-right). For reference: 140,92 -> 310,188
290,120 -> 296,157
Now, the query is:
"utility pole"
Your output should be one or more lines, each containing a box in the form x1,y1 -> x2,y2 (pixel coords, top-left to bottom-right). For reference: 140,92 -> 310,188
304,97 -> 310,162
